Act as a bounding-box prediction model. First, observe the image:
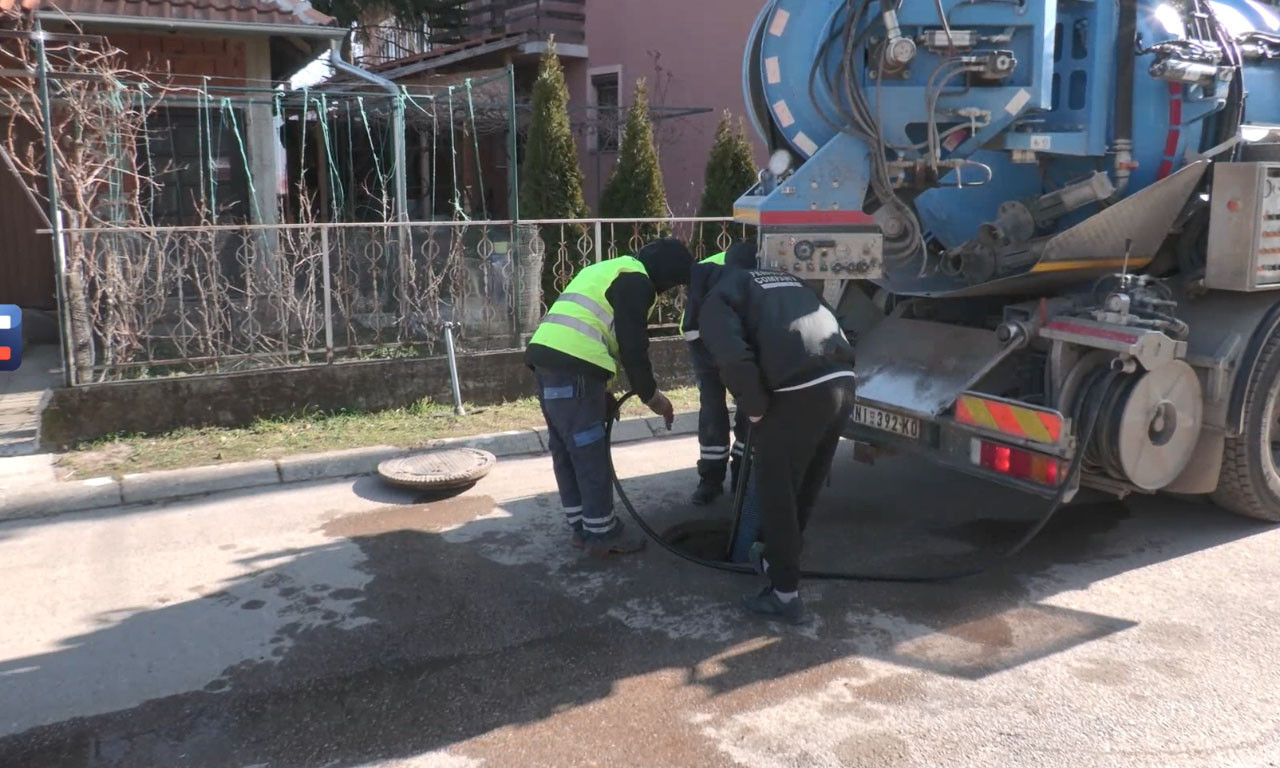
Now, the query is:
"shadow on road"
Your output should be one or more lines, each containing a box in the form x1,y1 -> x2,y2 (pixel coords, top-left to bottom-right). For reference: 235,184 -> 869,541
0,452 -> 1270,766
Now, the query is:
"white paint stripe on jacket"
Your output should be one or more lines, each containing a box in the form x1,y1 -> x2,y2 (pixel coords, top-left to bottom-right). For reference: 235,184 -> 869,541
774,370 -> 857,393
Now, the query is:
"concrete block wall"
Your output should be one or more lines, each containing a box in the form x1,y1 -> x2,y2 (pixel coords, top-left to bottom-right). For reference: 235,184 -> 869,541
40,338 -> 695,448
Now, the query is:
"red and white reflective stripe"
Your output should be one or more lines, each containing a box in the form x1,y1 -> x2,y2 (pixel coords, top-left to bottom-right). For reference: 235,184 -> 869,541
759,210 -> 876,226
955,394 -> 1063,444
1044,320 -> 1140,345
1157,83 -> 1184,181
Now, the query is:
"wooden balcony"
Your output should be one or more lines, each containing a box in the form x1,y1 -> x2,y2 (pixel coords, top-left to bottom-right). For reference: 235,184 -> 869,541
462,0 -> 585,45
356,0 -> 585,68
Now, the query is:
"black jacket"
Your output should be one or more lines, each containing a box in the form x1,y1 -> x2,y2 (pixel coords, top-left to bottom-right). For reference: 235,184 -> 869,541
681,241 -> 759,345
526,239 -> 693,401
699,269 -> 856,418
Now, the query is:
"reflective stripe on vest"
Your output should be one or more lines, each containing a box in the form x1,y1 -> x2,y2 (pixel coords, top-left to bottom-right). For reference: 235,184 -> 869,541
553,292 -> 614,327
679,252 -> 727,338
530,255 -> 651,374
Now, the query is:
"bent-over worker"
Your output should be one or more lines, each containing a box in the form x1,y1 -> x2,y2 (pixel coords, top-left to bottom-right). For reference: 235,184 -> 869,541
680,242 -> 759,505
526,239 -> 694,558
699,268 -> 857,623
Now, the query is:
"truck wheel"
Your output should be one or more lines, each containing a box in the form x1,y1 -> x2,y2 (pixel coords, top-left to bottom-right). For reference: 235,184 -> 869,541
1213,329 -> 1280,521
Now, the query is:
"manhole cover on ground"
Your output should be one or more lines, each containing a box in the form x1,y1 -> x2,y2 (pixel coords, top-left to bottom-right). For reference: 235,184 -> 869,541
378,447 -> 497,491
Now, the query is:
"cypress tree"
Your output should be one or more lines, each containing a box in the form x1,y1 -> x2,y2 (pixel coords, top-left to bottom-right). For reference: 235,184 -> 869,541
519,40 -> 589,300
696,112 -> 758,255
599,79 -> 669,249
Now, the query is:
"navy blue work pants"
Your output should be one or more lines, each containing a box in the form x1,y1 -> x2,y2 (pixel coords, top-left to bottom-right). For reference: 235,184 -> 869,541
690,342 -> 748,486
534,367 -> 619,540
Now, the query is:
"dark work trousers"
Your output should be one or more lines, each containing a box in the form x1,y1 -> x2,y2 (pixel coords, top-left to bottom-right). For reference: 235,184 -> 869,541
754,377 -> 857,593
534,367 -> 619,540
690,342 -> 749,486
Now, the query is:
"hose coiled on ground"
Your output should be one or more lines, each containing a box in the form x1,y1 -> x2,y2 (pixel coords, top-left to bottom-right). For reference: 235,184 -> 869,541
605,373 -> 1120,583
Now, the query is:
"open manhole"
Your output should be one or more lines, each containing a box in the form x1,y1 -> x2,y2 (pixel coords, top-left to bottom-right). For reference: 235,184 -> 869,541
661,517 -> 734,561
378,447 -> 497,493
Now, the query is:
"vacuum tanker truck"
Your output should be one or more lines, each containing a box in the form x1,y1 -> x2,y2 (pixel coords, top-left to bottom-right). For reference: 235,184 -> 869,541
734,0 -> 1280,519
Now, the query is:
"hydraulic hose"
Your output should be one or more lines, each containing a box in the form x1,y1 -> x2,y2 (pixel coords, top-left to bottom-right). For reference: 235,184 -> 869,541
1115,0 -> 1136,146
1113,0 -> 1137,195
606,372 -> 1120,583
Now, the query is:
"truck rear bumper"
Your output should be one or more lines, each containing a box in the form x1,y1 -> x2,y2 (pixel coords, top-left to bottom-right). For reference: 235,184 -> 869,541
844,398 -> 1078,500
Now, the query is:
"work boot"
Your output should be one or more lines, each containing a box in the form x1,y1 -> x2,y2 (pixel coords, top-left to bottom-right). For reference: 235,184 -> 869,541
570,529 -> 586,550
585,522 -> 648,558
690,479 -> 723,506
742,586 -> 805,625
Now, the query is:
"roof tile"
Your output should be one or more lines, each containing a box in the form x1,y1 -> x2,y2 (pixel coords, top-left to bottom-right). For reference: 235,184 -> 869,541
48,0 -> 337,28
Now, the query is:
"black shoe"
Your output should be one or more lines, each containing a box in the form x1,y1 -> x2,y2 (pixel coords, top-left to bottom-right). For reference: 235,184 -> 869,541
585,522 -> 648,558
741,586 -> 805,625
690,480 -> 723,506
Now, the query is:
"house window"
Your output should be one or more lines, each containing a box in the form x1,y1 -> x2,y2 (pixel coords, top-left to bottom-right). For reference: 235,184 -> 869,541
143,108 -> 251,226
590,70 -> 620,153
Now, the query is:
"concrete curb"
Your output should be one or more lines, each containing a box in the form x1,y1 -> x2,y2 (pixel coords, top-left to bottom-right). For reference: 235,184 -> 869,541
121,461 -> 281,506
276,445 -> 406,485
1,477 -> 123,519
0,414 -> 698,522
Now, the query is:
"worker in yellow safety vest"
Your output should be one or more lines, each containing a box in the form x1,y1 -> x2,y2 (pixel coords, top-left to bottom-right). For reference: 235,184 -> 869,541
679,242 -> 758,505
526,238 -> 693,557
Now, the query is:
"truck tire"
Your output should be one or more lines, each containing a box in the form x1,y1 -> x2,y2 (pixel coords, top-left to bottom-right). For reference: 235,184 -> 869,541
1213,329 -> 1280,521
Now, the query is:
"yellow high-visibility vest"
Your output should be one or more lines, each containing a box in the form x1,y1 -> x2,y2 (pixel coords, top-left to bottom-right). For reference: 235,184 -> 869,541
529,255 -> 654,374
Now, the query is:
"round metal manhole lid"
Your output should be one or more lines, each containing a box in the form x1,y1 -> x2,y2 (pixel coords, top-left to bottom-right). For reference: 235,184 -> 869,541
377,447 -> 497,490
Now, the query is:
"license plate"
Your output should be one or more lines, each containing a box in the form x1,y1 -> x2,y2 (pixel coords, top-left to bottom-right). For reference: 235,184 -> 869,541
853,405 -> 920,439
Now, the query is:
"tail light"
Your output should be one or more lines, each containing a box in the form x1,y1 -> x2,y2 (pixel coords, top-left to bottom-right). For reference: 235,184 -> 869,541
971,439 -> 1062,487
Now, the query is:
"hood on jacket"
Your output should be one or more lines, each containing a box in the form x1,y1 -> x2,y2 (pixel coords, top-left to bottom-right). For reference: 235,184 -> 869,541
725,241 -> 759,270
636,238 -> 694,294
697,240 -> 760,305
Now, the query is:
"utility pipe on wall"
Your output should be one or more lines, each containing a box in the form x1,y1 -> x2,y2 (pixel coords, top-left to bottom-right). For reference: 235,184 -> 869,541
329,41 -> 412,318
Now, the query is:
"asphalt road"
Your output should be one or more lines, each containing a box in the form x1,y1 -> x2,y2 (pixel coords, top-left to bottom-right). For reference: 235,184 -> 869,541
1,435 -> 1278,767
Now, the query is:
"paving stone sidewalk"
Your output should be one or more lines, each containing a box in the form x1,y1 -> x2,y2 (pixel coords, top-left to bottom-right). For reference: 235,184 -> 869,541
0,344 -> 60,457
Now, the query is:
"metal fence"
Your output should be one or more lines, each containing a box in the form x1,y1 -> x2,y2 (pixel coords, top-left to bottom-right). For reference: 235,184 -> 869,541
55,216 -> 750,384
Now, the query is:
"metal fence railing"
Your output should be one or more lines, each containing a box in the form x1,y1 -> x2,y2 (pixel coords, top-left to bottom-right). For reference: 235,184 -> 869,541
52,216 -> 751,384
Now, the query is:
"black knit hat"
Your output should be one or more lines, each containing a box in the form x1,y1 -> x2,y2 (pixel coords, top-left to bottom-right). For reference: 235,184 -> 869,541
636,238 -> 693,293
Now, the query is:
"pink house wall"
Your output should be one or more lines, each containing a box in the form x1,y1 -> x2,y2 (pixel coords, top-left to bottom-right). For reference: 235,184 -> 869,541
566,0 -> 768,217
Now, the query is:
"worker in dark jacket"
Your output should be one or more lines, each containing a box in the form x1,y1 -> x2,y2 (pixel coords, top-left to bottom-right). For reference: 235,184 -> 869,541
526,238 -> 694,557
680,242 -> 759,505
699,268 -> 857,623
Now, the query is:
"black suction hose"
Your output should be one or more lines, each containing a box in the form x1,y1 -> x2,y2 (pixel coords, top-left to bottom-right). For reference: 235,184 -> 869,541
722,423 -> 756,562
606,372 -> 1120,583
1115,0 -> 1136,147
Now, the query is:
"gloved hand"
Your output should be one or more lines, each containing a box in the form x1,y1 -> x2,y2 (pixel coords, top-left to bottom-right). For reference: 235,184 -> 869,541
606,391 -> 621,421
647,390 -> 675,431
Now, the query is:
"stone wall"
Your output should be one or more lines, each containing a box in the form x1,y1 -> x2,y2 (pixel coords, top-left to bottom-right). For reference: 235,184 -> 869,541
40,339 -> 694,449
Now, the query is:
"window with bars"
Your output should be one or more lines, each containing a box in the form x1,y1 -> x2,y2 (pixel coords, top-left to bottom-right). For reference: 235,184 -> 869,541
590,71 -> 620,153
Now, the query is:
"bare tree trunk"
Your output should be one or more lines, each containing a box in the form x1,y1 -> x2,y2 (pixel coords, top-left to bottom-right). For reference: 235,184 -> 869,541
64,253 -> 95,382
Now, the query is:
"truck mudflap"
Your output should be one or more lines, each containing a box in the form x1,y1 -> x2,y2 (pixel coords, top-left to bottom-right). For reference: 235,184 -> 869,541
854,316 -> 1017,417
